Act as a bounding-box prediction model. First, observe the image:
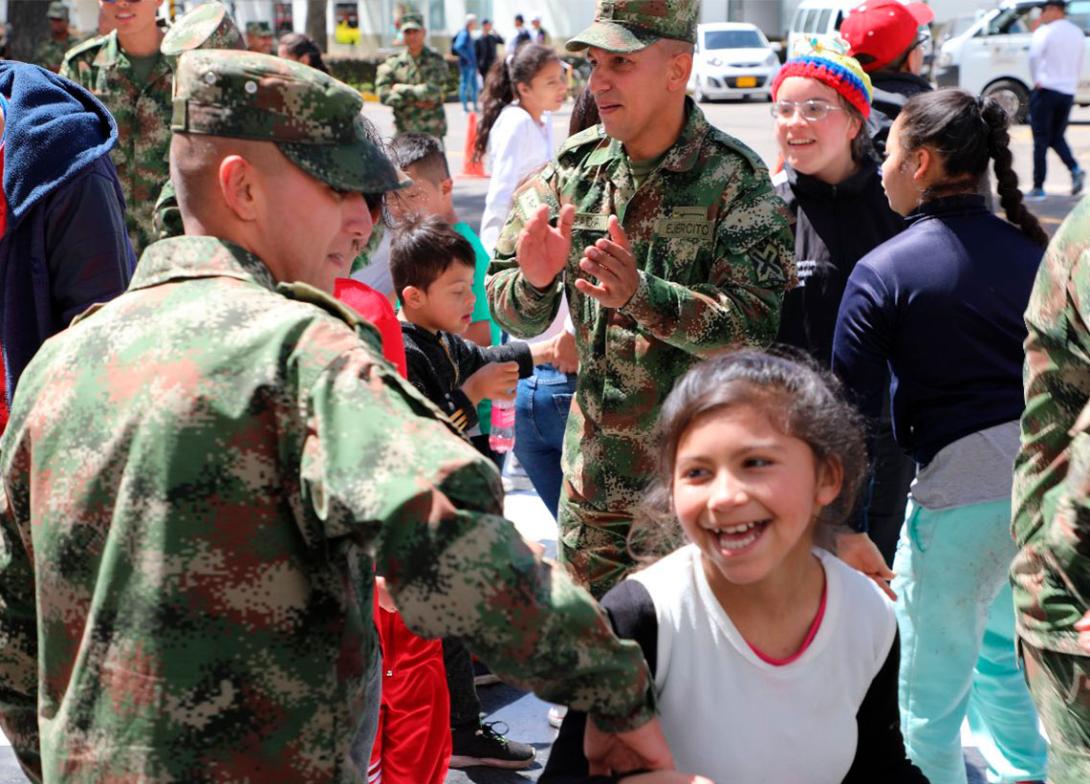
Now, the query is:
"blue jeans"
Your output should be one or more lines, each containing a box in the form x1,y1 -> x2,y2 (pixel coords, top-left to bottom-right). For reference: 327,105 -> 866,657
1030,87 -> 1079,189
893,497 -> 1047,784
458,64 -> 478,109
514,365 -> 576,519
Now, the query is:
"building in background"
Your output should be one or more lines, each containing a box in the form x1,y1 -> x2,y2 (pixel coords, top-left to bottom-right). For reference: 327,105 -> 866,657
0,1 -> 1006,55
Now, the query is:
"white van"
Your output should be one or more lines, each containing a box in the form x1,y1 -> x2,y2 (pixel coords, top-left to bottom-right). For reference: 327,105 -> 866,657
934,0 -> 1090,121
786,0 -> 859,56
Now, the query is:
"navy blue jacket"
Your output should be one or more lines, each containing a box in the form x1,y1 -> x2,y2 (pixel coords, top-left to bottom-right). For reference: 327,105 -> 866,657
0,62 -> 135,407
832,194 -> 1042,467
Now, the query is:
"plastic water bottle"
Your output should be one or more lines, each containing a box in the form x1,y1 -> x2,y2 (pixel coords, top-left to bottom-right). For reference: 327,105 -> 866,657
489,398 -> 516,453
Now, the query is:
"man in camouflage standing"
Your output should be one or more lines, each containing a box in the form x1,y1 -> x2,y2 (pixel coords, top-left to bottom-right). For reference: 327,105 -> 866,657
32,2 -> 79,73
61,0 -> 171,258
0,49 -> 673,783
376,13 -> 449,139
1013,195 -> 1090,783
245,20 -> 274,54
487,0 -> 794,598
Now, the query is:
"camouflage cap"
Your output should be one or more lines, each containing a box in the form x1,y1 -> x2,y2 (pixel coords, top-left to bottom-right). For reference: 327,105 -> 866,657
162,2 -> 244,59
172,50 -> 402,194
245,21 -> 274,37
46,2 -> 69,20
566,0 -> 698,53
400,13 -> 424,32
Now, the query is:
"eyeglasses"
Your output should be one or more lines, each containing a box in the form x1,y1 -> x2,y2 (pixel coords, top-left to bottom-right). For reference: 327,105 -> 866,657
770,99 -> 844,123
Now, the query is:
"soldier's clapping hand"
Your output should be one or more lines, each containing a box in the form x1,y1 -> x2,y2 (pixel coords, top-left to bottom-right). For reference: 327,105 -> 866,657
517,204 -> 573,288
576,215 -> 639,309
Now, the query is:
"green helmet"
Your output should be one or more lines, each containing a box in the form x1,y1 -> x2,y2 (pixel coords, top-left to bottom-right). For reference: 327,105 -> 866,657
171,50 -> 402,195
566,0 -> 698,53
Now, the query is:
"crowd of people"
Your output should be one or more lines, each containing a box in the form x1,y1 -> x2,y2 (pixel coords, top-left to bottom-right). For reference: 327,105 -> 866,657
1,0 -> 1090,783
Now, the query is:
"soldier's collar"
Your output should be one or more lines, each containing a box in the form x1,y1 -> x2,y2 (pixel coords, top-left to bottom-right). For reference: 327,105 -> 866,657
130,237 -> 278,292
92,30 -> 121,68
591,99 -> 709,173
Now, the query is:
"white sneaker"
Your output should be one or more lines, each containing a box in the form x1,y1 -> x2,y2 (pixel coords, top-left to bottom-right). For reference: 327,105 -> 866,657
547,705 -> 567,729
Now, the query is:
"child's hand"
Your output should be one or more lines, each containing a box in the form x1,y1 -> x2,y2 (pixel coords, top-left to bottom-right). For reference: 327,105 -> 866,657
620,774 -> 714,784
374,576 -> 397,612
585,715 -> 674,778
835,531 -> 897,601
462,361 -> 519,405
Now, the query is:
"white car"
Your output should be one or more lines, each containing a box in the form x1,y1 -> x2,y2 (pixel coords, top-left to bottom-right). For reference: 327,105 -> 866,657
688,23 -> 780,102
935,0 -> 1090,122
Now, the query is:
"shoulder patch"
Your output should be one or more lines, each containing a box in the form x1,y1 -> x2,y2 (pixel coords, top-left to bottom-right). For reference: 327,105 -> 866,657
707,127 -> 769,176
63,33 -> 107,61
277,282 -> 382,347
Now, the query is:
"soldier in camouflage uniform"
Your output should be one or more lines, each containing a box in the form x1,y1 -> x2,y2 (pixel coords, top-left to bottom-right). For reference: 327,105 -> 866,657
487,0 -> 795,598
60,0 -> 171,258
151,1 -> 245,242
0,49 -> 667,783
376,13 -> 450,139
1014,193 -> 1090,783
245,20 -> 274,54
31,2 -> 79,73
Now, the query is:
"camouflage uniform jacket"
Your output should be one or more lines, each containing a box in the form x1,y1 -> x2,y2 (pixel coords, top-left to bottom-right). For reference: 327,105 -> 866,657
31,35 -> 78,73
375,47 -> 449,138
0,236 -> 653,782
1013,194 -> 1090,655
487,102 -> 795,593
60,31 -> 172,258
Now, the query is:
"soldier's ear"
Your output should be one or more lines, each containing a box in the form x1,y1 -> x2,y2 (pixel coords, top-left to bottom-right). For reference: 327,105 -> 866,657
219,155 -> 259,222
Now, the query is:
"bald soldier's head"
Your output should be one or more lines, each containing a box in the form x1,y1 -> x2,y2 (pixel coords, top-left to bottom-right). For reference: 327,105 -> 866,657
169,50 -> 401,294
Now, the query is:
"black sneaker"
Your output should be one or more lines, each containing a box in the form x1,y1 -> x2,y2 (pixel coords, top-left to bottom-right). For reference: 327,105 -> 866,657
449,721 -> 536,770
1074,167 -> 1086,196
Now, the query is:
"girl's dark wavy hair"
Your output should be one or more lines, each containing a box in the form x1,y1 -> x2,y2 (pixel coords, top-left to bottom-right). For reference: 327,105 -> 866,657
629,349 -> 868,559
474,43 -> 560,161
895,88 -> 1049,248
278,32 -> 328,74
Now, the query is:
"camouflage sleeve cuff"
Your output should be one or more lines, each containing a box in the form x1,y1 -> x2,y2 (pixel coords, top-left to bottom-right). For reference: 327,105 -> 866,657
589,683 -> 657,734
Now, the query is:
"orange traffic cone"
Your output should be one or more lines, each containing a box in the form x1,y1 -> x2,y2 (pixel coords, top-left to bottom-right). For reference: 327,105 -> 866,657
462,112 -> 488,178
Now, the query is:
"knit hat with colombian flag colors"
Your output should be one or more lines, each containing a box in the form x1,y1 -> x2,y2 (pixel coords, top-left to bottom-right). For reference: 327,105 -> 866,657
771,37 -> 873,120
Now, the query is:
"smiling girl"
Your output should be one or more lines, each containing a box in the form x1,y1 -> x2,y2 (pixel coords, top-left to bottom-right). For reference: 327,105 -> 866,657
770,41 -> 914,566
542,350 -> 927,784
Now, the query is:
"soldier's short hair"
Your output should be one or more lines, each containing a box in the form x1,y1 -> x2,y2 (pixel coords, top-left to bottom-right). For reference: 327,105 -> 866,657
390,214 -> 475,295
389,132 -> 450,185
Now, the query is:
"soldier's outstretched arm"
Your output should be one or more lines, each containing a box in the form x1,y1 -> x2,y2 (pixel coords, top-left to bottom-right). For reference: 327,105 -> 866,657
487,177 -> 566,339
300,336 -> 655,733
0,452 -> 44,782
618,174 -> 794,357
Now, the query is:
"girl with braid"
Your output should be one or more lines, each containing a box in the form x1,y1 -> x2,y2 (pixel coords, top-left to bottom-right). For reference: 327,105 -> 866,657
832,89 -> 1050,784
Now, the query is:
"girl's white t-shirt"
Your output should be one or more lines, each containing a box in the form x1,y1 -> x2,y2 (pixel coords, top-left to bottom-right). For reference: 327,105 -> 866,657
479,103 -> 555,255
629,545 -> 897,784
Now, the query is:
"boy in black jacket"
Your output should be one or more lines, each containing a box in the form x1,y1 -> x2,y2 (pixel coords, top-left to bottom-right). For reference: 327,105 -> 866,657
391,214 -> 549,435
390,213 -> 547,769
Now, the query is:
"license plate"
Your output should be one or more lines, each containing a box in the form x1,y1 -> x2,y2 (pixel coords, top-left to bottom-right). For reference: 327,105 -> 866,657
736,76 -> 757,87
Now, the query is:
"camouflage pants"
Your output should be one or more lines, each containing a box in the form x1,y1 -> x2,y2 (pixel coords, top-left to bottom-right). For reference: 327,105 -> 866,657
1021,639 -> 1090,783
557,494 -> 635,600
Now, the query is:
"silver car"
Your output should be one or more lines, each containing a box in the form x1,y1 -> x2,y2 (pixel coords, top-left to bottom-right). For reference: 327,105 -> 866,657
688,22 -> 781,103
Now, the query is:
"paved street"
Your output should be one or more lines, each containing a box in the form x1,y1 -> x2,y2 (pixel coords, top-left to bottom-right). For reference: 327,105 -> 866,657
0,96 -> 1076,783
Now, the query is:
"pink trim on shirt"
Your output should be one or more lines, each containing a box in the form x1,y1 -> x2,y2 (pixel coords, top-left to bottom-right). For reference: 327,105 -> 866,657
747,580 -> 828,666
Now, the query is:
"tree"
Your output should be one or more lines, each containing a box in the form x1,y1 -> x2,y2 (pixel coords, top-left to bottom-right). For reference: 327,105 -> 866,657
306,0 -> 326,53
8,0 -> 50,63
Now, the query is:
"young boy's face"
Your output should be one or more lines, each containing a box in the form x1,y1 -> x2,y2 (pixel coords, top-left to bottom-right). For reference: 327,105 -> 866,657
388,166 -> 454,223
409,260 -> 476,334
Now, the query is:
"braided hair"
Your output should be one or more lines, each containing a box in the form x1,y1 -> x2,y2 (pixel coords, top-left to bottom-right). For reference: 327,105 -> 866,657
895,89 -> 1048,248
473,43 -> 559,161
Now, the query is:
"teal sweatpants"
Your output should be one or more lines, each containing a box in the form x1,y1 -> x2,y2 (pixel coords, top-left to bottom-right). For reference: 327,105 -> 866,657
892,497 -> 1048,784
